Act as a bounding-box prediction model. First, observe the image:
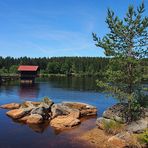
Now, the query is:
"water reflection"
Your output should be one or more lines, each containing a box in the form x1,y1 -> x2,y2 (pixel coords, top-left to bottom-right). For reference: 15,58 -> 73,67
11,117 -> 50,133
28,122 -> 50,133
39,76 -> 99,91
18,84 -> 40,99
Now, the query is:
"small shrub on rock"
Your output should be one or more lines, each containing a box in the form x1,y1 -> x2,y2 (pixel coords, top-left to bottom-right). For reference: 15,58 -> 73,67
42,97 -> 53,105
137,129 -> 148,145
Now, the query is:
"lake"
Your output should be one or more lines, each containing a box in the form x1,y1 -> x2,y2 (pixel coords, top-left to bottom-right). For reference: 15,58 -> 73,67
0,76 -> 117,148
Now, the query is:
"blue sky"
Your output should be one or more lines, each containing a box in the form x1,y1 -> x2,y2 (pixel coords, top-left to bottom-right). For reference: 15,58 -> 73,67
0,0 -> 147,57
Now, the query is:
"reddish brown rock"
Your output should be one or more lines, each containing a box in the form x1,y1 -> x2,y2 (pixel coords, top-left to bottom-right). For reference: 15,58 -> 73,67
108,132 -> 139,148
26,114 -> 43,124
108,135 -> 126,148
6,109 -> 26,119
50,115 -> 80,130
0,103 -> 20,109
69,109 -> 80,119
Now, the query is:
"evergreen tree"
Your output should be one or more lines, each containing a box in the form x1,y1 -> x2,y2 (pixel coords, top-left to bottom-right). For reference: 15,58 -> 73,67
93,2 -> 148,122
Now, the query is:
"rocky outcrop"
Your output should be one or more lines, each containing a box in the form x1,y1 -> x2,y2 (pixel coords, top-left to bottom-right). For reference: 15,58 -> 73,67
102,103 -> 127,123
0,103 -> 20,109
1,99 -> 97,130
126,117 -> 148,133
96,103 -> 148,134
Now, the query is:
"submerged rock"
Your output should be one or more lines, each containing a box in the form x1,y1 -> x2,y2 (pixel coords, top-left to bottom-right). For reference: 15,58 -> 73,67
0,103 -> 20,109
50,115 -> 80,130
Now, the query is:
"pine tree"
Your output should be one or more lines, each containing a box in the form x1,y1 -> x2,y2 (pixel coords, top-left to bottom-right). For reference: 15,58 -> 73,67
93,2 -> 148,122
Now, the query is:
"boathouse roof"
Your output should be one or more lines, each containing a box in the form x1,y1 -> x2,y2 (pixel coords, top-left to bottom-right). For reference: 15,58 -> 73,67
18,65 -> 39,71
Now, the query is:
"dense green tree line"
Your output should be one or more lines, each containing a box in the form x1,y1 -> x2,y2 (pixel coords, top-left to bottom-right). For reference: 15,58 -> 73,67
0,56 -> 147,79
0,56 -> 109,76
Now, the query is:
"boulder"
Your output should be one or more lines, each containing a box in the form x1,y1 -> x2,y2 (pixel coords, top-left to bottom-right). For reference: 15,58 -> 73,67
26,114 -> 43,124
62,102 -> 97,117
50,115 -> 80,130
126,117 -> 148,133
51,103 -> 80,119
6,109 -> 28,119
38,102 -> 51,111
51,104 -> 71,118
31,107 -> 50,120
0,103 -> 20,109
103,103 -> 127,123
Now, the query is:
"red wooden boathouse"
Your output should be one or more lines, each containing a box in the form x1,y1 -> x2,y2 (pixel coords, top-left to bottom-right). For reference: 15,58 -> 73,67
18,65 -> 39,84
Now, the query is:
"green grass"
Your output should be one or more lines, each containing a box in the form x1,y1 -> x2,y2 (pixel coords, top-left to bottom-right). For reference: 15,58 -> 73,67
102,119 -> 124,134
137,129 -> 148,145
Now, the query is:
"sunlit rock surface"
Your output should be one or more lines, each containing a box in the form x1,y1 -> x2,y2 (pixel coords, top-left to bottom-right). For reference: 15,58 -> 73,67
1,99 -> 97,130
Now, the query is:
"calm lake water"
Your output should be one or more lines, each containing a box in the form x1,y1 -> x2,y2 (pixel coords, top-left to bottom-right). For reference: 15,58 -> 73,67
0,76 -> 117,148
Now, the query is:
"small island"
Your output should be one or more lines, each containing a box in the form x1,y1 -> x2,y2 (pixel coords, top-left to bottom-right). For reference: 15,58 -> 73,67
0,97 -> 97,130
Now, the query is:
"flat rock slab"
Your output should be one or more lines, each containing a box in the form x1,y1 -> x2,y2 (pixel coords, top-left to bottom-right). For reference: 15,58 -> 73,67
0,103 -> 20,109
26,114 -> 43,124
6,109 -> 26,119
62,102 -> 97,117
50,115 -> 80,130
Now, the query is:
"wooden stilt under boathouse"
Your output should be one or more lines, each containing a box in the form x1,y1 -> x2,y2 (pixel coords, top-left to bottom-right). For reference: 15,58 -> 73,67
18,65 -> 39,84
